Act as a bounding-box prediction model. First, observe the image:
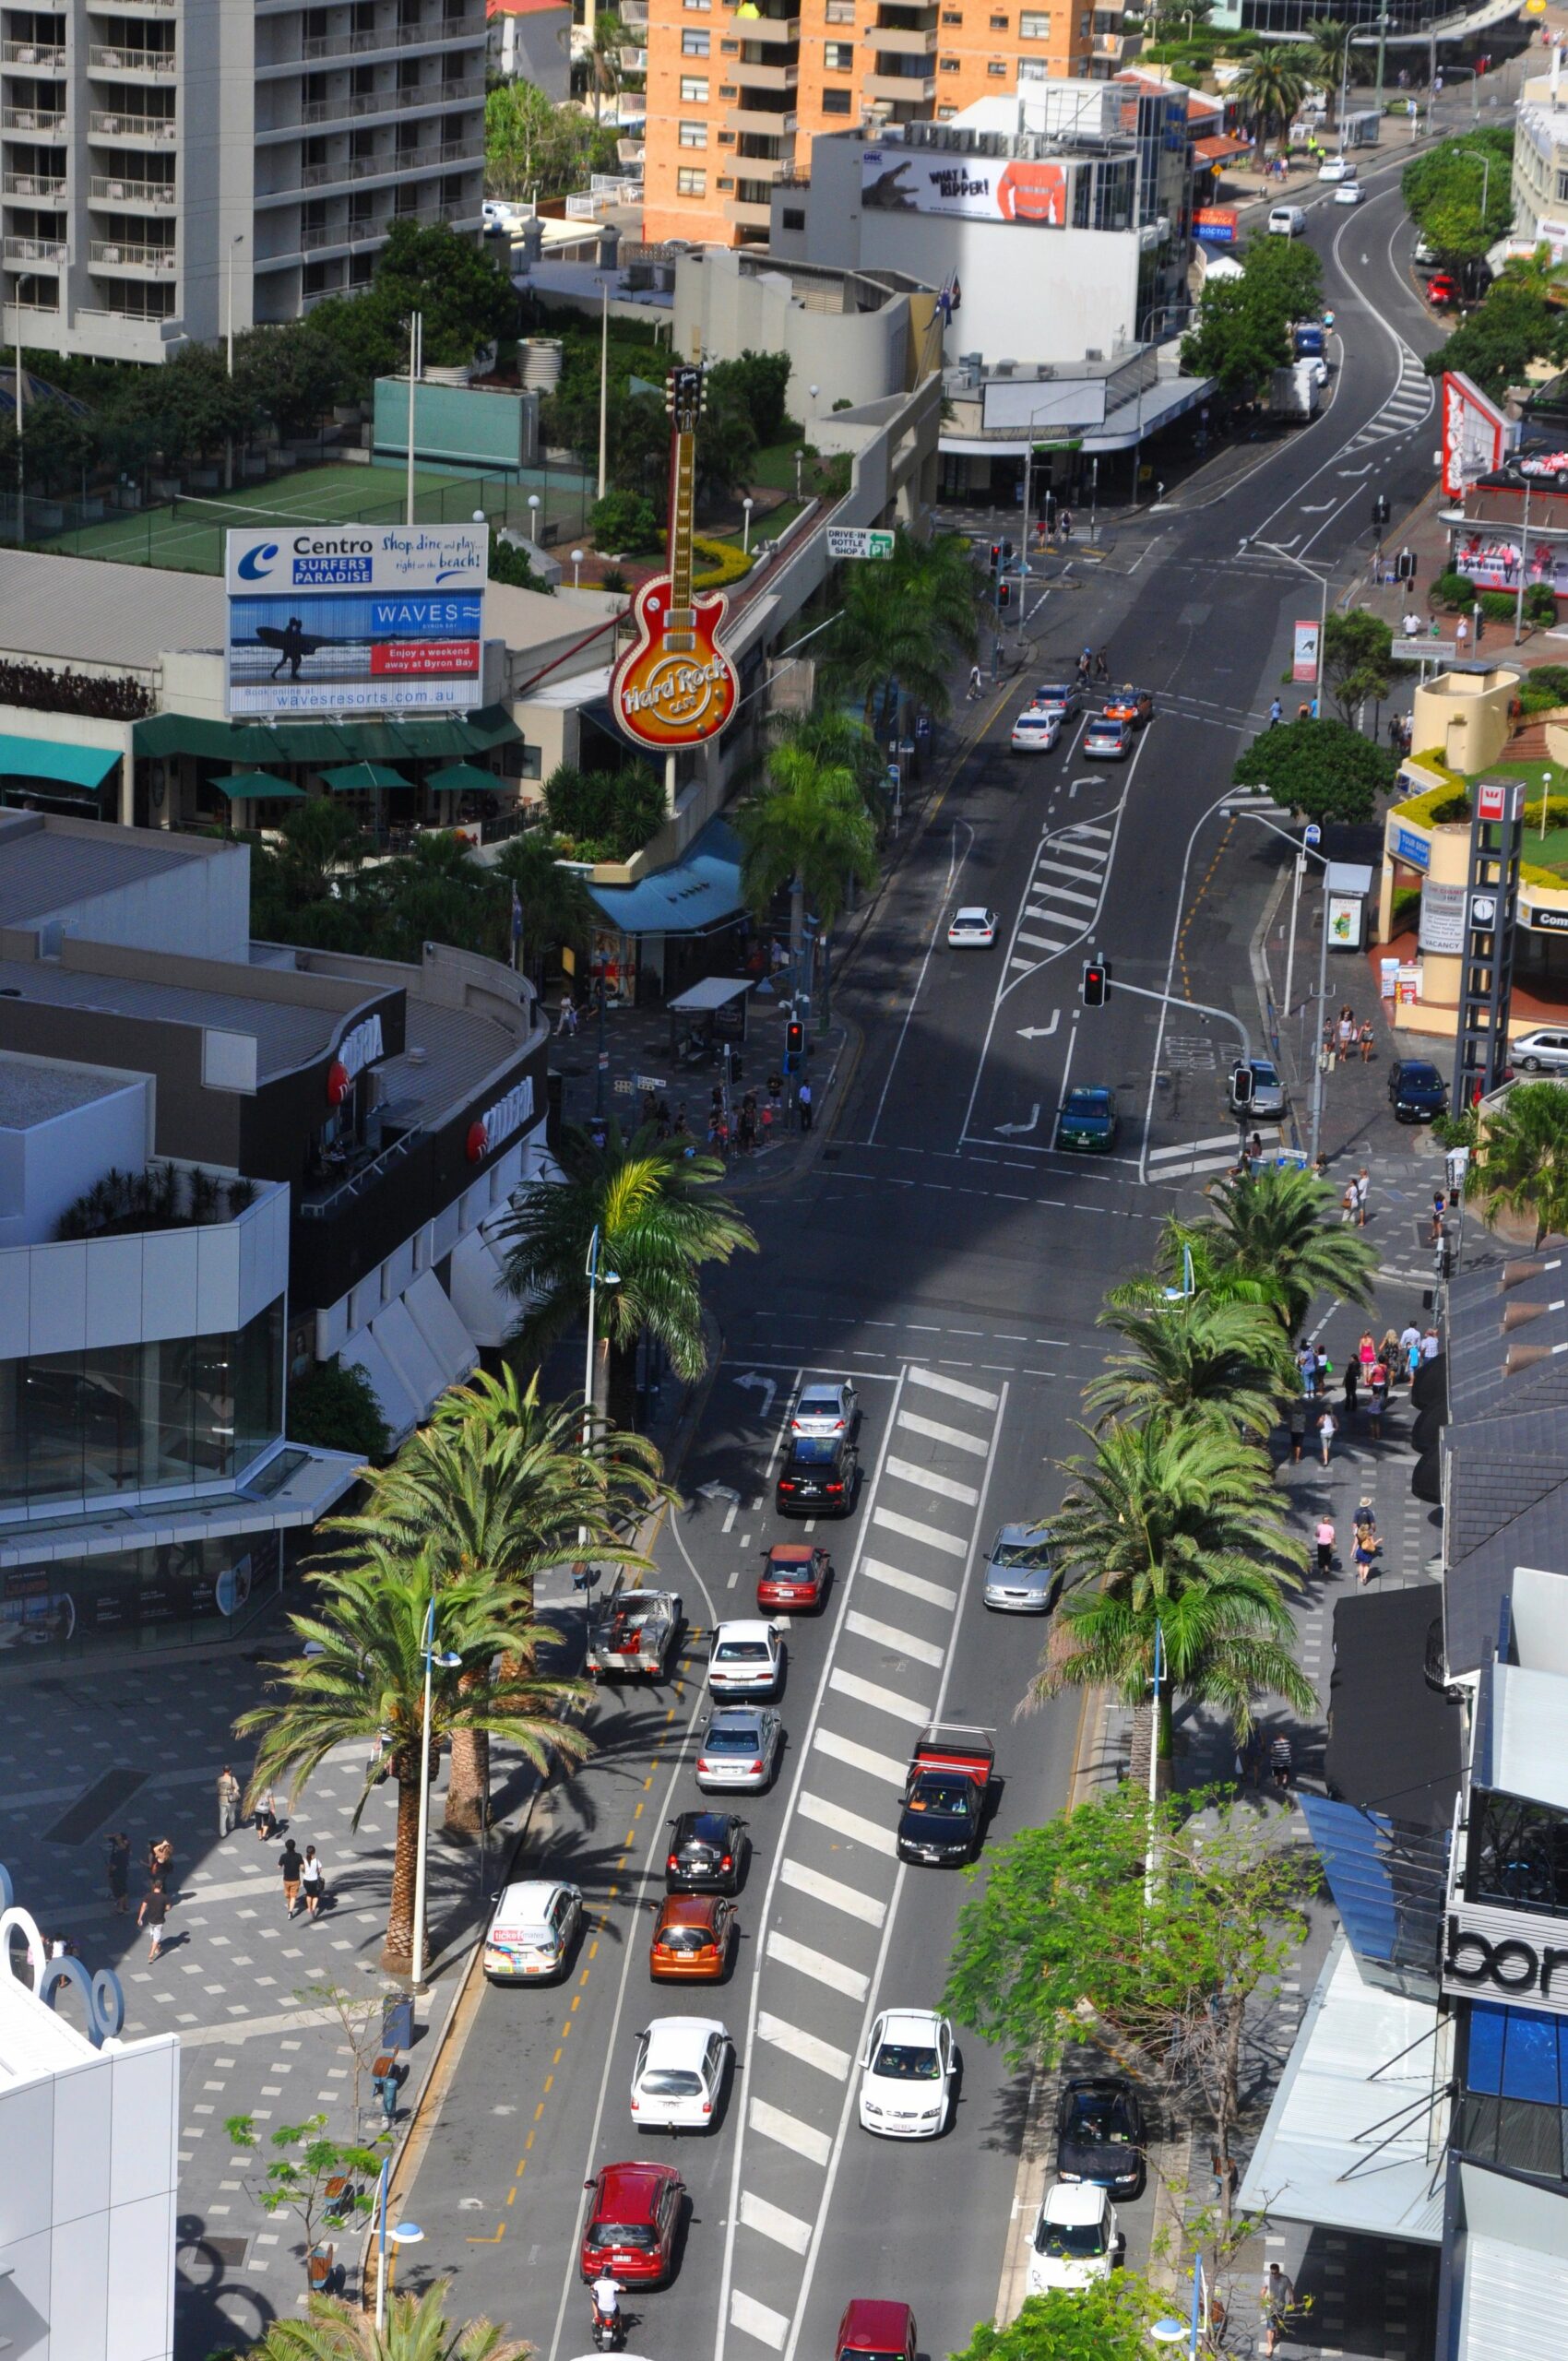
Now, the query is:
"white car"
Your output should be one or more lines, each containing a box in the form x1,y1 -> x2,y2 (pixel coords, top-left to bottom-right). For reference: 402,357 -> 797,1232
482,1878 -> 583,1983
1335,180 -> 1364,206
1011,707 -> 1062,753
708,1619 -> 786,1698
857,2008 -> 956,2139
695,1705 -> 783,1791
1317,156 -> 1349,181
791,1379 -> 859,1439
629,2015 -> 731,2130
481,199 -> 521,237
948,907 -> 999,947
1027,2182 -> 1121,2296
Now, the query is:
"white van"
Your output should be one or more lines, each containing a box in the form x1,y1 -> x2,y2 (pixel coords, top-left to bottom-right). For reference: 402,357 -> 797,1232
1268,205 -> 1308,237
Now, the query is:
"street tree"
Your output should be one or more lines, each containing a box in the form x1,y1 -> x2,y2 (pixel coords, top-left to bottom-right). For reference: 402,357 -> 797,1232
1424,265 -> 1567,397
498,1121 -> 757,1425
1307,18 -> 1353,122
491,828 -> 594,988
232,320 -> 345,442
1473,1078 -> 1568,1240
224,2114 -> 386,2288
1231,48 -> 1310,144
735,738 -> 880,988
326,1368 -> 664,1832
1193,1166 -> 1378,1333
485,77 -> 618,201
235,1552 -> 590,1974
943,1784 -> 1316,2215
1084,1293 -> 1297,1438
372,219 -> 516,371
247,2280 -> 529,2360
1181,233 -> 1323,397
1231,713 -> 1397,825
947,2281 -> 1167,2361
1403,129 -> 1516,253
818,528 -> 980,730
1322,607 -> 1395,726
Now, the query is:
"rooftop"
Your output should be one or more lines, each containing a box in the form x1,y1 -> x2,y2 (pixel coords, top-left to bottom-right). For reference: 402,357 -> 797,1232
0,953 -> 356,1082
0,548 -> 224,675
0,809 -> 220,932
0,1951 -> 101,2092
0,1052 -> 136,1130
1479,1660 -> 1568,1812
1326,1584 -> 1462,1832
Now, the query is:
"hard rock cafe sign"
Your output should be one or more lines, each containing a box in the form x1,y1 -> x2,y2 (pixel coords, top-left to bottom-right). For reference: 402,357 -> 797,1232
610,363 -> 741,753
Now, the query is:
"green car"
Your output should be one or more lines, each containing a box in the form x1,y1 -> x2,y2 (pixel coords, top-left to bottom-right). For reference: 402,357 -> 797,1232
1057,1086 -> 1120,1153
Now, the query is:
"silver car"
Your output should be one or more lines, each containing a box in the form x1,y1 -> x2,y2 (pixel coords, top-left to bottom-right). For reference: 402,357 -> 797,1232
1513,1027 -> 1568,1074
695,1706 -> 783,1791
981,1523 -> 1054,1613
1228,1059 -> 1288,1121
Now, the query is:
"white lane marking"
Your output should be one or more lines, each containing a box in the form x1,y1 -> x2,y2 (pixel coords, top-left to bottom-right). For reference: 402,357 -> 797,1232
731,2291 -> 791,2350
739,2191 -> 814,2258
1017,931 -> 1072,953
756,2009 -> 853,2082
749,2093 -> 838,2165
883,1454 -> 980,1508
827,1667 -> 931,1726
1146,1131 -> 1251,1161
844,1608 -> 947,1667
1029,882 -> 1098,909
811,1726 -> 909,1786
871,1505 -> 970,1560
860,1558 -> 959,1612
797,1789 -> 898,1857
1064,822 -> 1111,840
897,1408 -> 989,1456
908,1365 -> 999,1410
778,1857 -> 888,1927
1009,957 -> 1034,973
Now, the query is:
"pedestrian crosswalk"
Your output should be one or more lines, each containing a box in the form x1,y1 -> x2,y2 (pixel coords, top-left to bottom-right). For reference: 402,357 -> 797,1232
1342,341 -> 1433,454
1009,819 -> 1112,971
725,1362 -> 1005,2358
1146,1126 -> 1282,1180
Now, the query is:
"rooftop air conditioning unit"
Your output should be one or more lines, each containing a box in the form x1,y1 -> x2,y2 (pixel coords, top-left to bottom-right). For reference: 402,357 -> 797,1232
1085,347 -> 1102,359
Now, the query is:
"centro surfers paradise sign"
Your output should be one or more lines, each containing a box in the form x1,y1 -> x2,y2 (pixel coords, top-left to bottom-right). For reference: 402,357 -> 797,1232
610,363 -> 739,753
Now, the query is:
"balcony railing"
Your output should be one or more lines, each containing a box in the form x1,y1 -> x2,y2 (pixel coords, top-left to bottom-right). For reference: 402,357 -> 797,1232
89,236 -> 174,268
5,170 -> 65,196
299,17 -> 481,59
91,172 -> 174,204
298,133 -> 475,185
4,232 -> 65,261
301,73 -> 482,124
301,199 -> 469,251
90,109 -> 176,138
90,46 -> 176,73
2,108 -> 66,135
2,41 -> 65,67
299,1126 -> 422,1219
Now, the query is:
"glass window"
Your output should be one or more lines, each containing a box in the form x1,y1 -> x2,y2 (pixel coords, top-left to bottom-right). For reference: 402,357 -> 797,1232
987,56 -> 1007,72
822,86 -> 851,110
679,119 -> 707,144
677,166 -> 707,194
80,1345 -> 147,1499
990,11 -> 1008,24
187,1335 -> 238,1481
1018,54 -> 1046,76
235,1297 -> 284,1479
824,0 -> 855,18
0,1529 -> 280,1657
1020,8 -> 1050,30
1557,168 -> 1568,204
147,1335 -> 197,1489
0,1357 -> 25,1508
680,73 -> 708,100
940,54 -> 958,68
682,26 -> 709,50
825,40 -> 853,67
781,205 -> 804,227
23,1354 -> 85,1506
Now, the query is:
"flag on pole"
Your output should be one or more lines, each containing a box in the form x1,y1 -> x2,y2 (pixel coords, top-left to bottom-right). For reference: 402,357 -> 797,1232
510,882 -> 522,970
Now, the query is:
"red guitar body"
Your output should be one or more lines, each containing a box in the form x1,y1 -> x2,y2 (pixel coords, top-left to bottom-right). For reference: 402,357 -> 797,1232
612,573 -> 740,751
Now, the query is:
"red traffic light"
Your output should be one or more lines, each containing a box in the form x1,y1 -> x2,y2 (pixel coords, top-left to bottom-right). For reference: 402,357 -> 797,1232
1081,960 -> 1110,1008
786,1019 -> 804,1057
989,543 -> 1002,571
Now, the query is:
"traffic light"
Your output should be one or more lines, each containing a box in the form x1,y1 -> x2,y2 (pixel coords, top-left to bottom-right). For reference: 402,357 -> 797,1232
1002,539 -> 1014,566
1372,492 -> 1391,528
989,542 -> 1002,572
1231,1062 -> 1254,1108
1081,959 -> 1111,1008
997,580 -> 1011,610
784,1017 -> 805,1074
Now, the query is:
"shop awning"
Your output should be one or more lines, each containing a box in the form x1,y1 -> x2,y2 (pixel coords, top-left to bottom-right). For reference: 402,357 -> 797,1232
0,732 -> 120,789
426,761 -> 500,796
322,762 -> 408,794
1194,133 -> 1250,163
587,817 -> 745,939
133,704 -> 520,765
216,770 -> 304,801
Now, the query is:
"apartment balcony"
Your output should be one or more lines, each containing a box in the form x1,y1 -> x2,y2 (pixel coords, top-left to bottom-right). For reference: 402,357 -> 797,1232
5,169 -> 65,196
89,45 -> 175,74
295,134 -> 475,190
1,41 -> 65,68
724,195 -> 771,228
89,109 -> 176,141
861,65 -> 934,99
2,107 -> 65,136
727,148 -> 790,180
1093,30 -> 1126,57
89,236 -> 173,270
90,172 -> 173,205
299,74 -> 483,125
719,56 -> 796,89
725,103 -> 796,136
294,17 -> 482,63
723,1 -> 800,26
867,21 -> 937,51
4,231 -> 65,262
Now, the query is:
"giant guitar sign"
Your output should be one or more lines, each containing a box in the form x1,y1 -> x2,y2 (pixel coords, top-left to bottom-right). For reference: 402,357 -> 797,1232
610,363 -> 740,752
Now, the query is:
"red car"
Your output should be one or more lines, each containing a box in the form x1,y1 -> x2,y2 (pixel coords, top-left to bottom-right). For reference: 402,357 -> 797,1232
1427,272 -> 1462,309
757,1543 -> 831,1612
579,2159 -> 684,2285
837,2300 -> 919,2361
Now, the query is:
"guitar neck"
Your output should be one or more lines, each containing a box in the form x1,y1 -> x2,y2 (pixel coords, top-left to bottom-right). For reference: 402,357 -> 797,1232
665,428 -> 696,653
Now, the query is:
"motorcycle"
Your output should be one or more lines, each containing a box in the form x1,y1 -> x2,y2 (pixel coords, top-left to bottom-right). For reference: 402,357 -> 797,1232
590,2294 -> 625,2353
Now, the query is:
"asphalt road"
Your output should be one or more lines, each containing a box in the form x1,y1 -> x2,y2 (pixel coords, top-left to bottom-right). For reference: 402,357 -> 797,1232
399,167 -> 1449,2361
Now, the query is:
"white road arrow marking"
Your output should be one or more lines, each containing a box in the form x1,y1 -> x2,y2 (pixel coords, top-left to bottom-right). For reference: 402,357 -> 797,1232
995,1103 -> 1041,1136
697,1480 -> 742,1503
1301,501 -> 1336,513
1016,1014 -> 1060,1040
733,1372 -> 778,1420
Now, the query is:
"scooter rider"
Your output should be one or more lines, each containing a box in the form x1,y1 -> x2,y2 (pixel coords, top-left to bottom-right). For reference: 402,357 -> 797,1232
591,2274 -> 625,2349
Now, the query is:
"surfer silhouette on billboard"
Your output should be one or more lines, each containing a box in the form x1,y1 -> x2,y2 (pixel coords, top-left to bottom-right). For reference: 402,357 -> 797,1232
255,615 -> 324,680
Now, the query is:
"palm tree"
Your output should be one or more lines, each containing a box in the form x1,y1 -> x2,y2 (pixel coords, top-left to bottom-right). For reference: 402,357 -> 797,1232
588,8 -> 626,121
735,739 -> 879,1006
1026,1418 -> 1312,1754
492,831 -> 593,993
327,1368 -> 667,1833
497,1121 -> 757,1426
235,1552 -> 589,1975
1083,1293 -> 1297,1439
818,528 -> 980,736
251,2280 -> 527,2359
1190,1167 -> 1377,1335
1475,1079 -> 1568,1242
1307,19 -> 1353,125
1233,50 -> 1311,148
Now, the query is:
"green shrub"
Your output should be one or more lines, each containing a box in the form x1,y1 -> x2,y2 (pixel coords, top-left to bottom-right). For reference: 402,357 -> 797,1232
1431,569 -> 1475,610
1525,583 -> 1559,626
588,488 -> 660,553
543,762 -> 665,860
1391,884 -> 1422,933
286,1358 -> 390,1462
489,535 -> 553,594
1429,792 -> 1474,824
1519,664 -> 1568,714
1479,589 -> 1518,622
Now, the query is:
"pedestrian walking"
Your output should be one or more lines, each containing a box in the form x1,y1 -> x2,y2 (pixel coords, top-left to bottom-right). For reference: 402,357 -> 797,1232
1406,1329 -> 1423,1386
255,1790 -> 279,1841
1421,1323 -> 1440,1362
797,1077 -> 814,1133
1314,1515 -> 1336,1577
1430,1188 -> 1448,1244
1313,1346 -> 1330,1397
1269,697 -> 1283,726
1369,1362 -> 1388,1437
1455,613 -> 1470,655
137,1884 -> 170,1962
217,1764 -> 241,1839
147,1837 -> 173,1890
1318,1406 -> 1336,1466
1336,1009 -> 1356,1063
1340,1180 -> 1358,1225
1260,2263 -> 1297,2358
1059,507 -> 1072,540
1398,1320 -> 1421,1383
1095,647 -> 1110,682
1377,1325 -> 1400,1376
968,662 -> 982,700
1287,1395 -> 1308,1462
554,990 -> 578,1038
1319,1022 -> 1335,1076
301,1845 -> 326,1919
1354,1166 -> 1371,1226
279,1838 -> 303,1919
1269,1736 -> 1293,1792
1341,1358 -> 1359,1416
1357,1329 -> 1377,1375
1358,1019 -> 1374,1063
1295,1343 -> 1314,1392
105,1831 -> 130,1916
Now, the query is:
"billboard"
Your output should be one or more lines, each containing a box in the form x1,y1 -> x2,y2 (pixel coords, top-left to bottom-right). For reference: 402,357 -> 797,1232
1453,531 -> 1566,595
1194,207 -> 1239,244
861,146 -> 1067,226
1442,371 -> 1509,502
224,523 -> 487,718
1292,619 -> 1320,683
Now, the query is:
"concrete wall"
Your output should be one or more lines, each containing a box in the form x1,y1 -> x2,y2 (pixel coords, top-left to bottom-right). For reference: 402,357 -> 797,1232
0,814 -> 250,962
672,249 -> 911,422
490,3 -> 572,100
0,1064 -> 154,1251
1411,667 -> 1521,776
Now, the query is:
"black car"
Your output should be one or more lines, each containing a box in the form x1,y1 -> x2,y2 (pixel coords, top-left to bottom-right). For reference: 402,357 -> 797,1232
665,1809 -> 748,1894
1055,2075 -> 1146,2197
776,1431 -> 858,1517
896,1771 -> 983,1867
1388,1059 -> 1448,1123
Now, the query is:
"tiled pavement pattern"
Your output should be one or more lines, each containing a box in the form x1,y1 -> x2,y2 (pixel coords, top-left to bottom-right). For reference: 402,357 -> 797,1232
0,1648 -> 506,2355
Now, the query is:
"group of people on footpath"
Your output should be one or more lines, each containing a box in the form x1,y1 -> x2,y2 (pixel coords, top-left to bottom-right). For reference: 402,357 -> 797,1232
1322,1003 -> 1375,1076
104,1830 -> 177,1961
115,1766 -> 332,1965
1288,1321 -> 1439,1475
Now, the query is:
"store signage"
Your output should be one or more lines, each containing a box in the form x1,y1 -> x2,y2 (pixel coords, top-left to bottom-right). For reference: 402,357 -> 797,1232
1443,1905 -> 1568,2012
612,365 -> 739,752
1194,207 -> 1239,244
861,145 -> 1067,226
1525,903 -> 1568,934
1393,825 -> 1432,872
467,1073 -> 535,1163
1476,780 -> 1523,824
826,528 -> 895,560
327,1012 -> 385,1104
1292,620 -> 1320,683
1442,371 -> 1510,501
1419,880 -> 1467,955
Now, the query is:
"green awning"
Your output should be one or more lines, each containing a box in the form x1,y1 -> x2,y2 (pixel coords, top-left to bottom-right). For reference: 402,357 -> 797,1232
0,732 -> 120,789
322,762 -> 408,794
134,705 -> 520,765
216,770 -> 304,802
425,761 -> 499,795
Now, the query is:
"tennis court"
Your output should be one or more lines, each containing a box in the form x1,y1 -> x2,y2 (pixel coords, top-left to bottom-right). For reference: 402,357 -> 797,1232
33,458 -> 593,575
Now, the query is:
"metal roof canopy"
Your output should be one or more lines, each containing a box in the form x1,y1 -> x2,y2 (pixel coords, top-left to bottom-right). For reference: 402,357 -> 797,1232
667,977 -> 754,1014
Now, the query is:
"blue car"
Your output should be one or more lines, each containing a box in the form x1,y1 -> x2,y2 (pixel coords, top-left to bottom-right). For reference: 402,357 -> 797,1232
1387,1059 -> 1448,1123
1057,1086 -> 1120,1152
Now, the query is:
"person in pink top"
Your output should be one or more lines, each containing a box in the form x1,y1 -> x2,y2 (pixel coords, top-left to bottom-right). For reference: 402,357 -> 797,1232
1315,1516 -> 1336,1576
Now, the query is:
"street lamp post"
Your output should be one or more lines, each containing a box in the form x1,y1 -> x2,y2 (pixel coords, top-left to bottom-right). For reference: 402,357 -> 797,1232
597,274 -> 611,503
528,492 -> 541,541
582,1222 -> 622,1442
571,547 -> 585,589
374,2199 -> 424,2333
224,231 -> 244,492
1229,804 -> 1332,1167
1373,7 -> 1392,113
742,494 -> 754,555
410,1597 -> 461,1990
404,307 -> 422,529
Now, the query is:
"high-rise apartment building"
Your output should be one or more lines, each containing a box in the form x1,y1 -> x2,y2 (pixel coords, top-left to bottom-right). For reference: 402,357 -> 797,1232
1,0 -> 486,367
641,0 -> 1102,248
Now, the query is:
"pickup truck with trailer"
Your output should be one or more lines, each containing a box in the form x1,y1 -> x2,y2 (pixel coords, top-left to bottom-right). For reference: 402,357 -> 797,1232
896,1725 -> 994,1866
585,1579 -> 683,1679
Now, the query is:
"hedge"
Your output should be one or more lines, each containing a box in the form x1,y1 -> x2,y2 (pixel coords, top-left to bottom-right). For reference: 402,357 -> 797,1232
691,536 -> 754,590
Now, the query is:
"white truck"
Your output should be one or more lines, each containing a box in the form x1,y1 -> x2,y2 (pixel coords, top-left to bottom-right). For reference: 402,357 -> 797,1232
1268,361 -> 1321,424
585,1579 -> 683,1679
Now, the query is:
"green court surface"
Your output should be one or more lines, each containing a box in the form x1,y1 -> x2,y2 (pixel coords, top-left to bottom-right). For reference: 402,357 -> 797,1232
42,461 -> 590,575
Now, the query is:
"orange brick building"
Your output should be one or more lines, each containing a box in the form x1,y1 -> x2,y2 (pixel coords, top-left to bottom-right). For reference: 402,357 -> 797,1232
641,0 -> 1111,248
